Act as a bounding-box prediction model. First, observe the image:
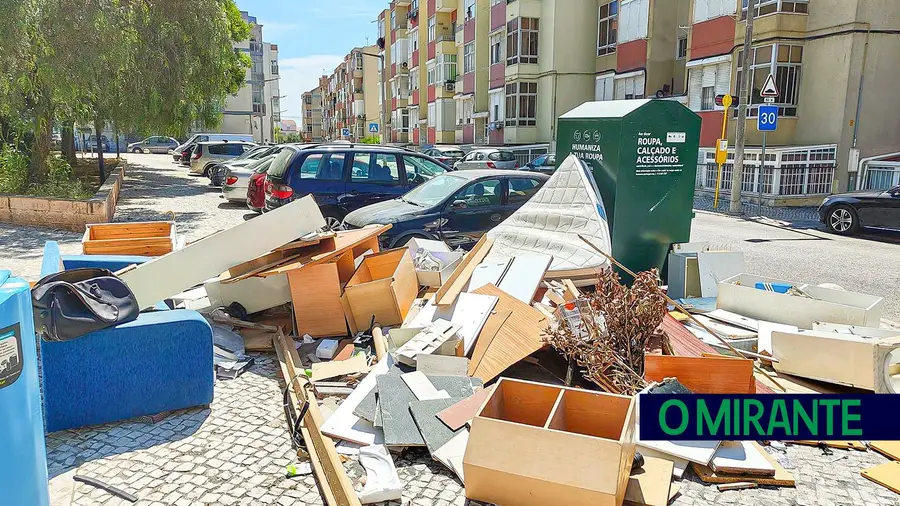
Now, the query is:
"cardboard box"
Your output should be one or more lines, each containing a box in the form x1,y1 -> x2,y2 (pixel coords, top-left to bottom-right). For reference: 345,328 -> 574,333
416,251 -> 464,287
342,248 -> 418,329
717,274 -> 883,328
82,221 -> 176,256
464,378 -> 636,506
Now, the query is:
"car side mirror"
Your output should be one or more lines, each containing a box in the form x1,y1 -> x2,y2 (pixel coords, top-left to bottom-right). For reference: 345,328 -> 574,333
450,200 -> 467,209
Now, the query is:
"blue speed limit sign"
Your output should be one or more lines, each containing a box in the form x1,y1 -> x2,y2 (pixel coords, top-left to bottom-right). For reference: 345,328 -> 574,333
757,105 -> 778,132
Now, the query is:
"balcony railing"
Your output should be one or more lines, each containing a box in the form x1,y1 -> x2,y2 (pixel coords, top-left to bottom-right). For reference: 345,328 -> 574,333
696,163 -> 835,197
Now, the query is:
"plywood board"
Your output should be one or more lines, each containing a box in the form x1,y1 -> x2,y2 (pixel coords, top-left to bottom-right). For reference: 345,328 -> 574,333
692,443 -> 795,487
697,252 -> 744,297
289,262 -> 348,338
710,441 -> 776,476
434,235 -> 493,307
467,260 -> 510,293
436,387 -> 494,431
467,284 -> 547,382
320,355 -> 394,446
870,441 -> 900,461
310,354 -> 369,382
407,293 -> 498,355
644,355 -> 754,394
624,456 -> 673,506
433,429 -> 468,483
496,254 -> 552,304
862,461 -> 900,495
121,196 -> 325,309
416,354 -> 469,376
632,446 -> 688,479
257,225 -> 391,277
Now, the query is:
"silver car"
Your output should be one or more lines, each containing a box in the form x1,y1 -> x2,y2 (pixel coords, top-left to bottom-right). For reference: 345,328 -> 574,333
222,155 -> 276,203
453,148 -> 519,170
188,141 -> 256,176
128,136 -> 179,154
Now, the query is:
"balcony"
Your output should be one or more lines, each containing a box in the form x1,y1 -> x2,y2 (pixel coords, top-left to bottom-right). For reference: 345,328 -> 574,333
435,0 -> 455,13
395,0 -> 410,5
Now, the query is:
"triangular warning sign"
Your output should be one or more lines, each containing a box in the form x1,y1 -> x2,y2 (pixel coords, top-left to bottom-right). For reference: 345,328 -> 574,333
760,74 -> 779,97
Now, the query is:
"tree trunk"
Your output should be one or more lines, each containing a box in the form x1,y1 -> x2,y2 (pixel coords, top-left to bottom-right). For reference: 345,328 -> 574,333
62,121 -> 76,165
30,98 -> 53,183
94,119 -> 105,181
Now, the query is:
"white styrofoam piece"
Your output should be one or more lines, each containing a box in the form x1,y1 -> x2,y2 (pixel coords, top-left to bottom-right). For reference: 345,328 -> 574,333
316,339 -> 340,360
433,429 -> 469,483
408,293 -> 498,355
812,322 -> 900,339
710,441 -> 775,474
358,444 -> 403,504
717,273 -> 884,328
467,259 -> 511,292
406,238 -> 451,255
633,446 -> 688,479
757,321 -> 798,355
497,253 -> 553,304
705,309 -> 759,332
485,155 -> 612,275
121,196 -> 326,309
321,355 -> 394,446
401,371 -> 451,400
697,251 -> 744,298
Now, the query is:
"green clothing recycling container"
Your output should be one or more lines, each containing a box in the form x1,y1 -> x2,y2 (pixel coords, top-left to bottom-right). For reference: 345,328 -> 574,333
555,99 -> 701,278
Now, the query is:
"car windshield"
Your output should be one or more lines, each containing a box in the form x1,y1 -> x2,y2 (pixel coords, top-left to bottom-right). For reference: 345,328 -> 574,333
253,159 -> 274,174
441,149 -> 465,157
403,174 -> 470,207
248,154 -> 277,172
266,148 -> 297,178
489,151 -> 517,162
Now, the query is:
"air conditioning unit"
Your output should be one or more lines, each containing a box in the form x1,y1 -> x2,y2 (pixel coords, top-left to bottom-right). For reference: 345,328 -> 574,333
357,114 -> 365,120
401,62 -> 409,69
445,81 -> 456,92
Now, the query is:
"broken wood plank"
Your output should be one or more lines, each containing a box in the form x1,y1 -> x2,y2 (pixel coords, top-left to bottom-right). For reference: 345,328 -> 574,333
258,225 -> 392,277
211,314 -> 279,332
644,355 -> 754,394
710,441 -> 776,476
870,441 -> 900,461
791,440 -> 867,451
274,331 -> 361,506
692,443 -> 795,487
434,235 -> 493,307
310,354 -> 369,382
238,328 -> 277,351
717,482 -> 757,491
436,387 -> 493,431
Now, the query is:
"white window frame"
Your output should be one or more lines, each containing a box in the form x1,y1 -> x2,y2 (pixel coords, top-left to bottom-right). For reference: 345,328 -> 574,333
676,35 -> 687,60
409,28 -> 419,59
597,1 -> 617,56
489,89 -> 505,123
617,0 -> 649,44
741,0 -> 808,20
613,72 -> 645,100
463,42 -> 475,74
427,62 -> 436,86
595,73 -> 614,101
736,43 -> 803,118
687,59 -> 731,112
401,108 -> 410,131
507,18 -> 539,65
504,81 -> 537,127
391,9 -> 397,30
410,68 -> 420,90
490,33 -> 504,65
436,54 -> 457,83
465,0 -> 477,20
427,102 -> 436,128
692,0 -> 737,23
428,16 -> 436,42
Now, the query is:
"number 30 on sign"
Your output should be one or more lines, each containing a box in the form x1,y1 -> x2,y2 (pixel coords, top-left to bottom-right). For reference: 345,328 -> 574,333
757,105 -> 778,132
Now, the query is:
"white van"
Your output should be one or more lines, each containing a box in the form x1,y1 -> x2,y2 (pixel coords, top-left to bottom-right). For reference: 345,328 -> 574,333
171,133 -> 255,160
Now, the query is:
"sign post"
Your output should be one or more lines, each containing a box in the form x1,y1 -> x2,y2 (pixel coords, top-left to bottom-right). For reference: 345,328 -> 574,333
756,74 -> 779,216
713,94 -> 735,208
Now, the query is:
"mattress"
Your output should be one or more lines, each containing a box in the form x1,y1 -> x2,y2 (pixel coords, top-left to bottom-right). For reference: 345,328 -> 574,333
486,154 -> 612,277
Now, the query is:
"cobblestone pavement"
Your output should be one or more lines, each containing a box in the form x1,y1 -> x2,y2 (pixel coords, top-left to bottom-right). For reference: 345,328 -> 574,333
693,193 -> 821,224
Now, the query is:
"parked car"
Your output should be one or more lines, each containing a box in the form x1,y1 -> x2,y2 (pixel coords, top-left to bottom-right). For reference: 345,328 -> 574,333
264,144 -> 452,230
179,144 -> 196,166
208,145 -> 283,186
222,154 -> 277,204
85,135 -> 111,153
342,170 -> 548,248
423,146 -> 466,166
171,133 -> 255,160
454,148 -> 519,170
188,141 -> 256,176
819,185 -> 900,235
520,153 -> 556,174
247,161 -> 273,213
128,136 -> 180,154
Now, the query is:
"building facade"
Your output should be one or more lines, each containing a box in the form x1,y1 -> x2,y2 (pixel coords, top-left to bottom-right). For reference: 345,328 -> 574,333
219,12 -> 281,143
317,46 -> 382,142
301,87 -> 325,142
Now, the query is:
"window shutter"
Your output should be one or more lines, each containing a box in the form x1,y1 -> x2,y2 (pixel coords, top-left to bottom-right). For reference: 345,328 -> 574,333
701,66 -> 717,88
625,77 -> 635,96
693,0 -> 708,23
635,73 -> 646,97
688,69 -> 703,111
715,62 -> 732,96
595,76 -> 604,101
614,77 -> 627,100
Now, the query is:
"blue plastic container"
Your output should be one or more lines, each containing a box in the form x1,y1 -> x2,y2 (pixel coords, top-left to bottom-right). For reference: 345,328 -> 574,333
0,270 -> 50,506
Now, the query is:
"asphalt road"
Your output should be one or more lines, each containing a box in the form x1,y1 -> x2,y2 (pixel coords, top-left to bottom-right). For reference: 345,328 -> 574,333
690,210 -> 900,321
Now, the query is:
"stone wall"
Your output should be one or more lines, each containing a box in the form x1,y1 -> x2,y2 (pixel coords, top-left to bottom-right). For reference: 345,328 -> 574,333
0,162 -> 127,231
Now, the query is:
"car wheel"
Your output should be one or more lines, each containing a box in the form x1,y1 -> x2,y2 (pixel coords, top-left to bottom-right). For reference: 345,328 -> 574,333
323,215 -> 342,231
131,147 -> 142,153
826,205 -> 859,235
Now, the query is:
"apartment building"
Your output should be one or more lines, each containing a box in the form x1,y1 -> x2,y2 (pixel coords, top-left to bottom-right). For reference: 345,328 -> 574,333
687,0 -> 900,197
300,87 -> 324,142
220,12 -> 281,143
318,46 -> 382,142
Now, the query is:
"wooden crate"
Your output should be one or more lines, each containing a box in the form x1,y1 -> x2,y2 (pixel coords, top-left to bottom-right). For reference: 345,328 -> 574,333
464,378 -> 636,506
82,221 -> 176,257
342,248 -> 418,329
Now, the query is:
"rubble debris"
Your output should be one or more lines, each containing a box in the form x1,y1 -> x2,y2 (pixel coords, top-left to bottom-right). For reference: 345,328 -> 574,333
434,235 -> 494,307
357,445 -> 403,504
623,456 -> 674,506
433,429 -> 468,483
436,387 -> 494,431
320,354 -> 395,446
409,398 -> 465,455
310,354 -> 369,382
400,371 -> 451,400
692,443 -> 795,487
710,441 -> 776,476
316,339 -> 341,360
717,482 -> 758,491
407,292 -> 498,355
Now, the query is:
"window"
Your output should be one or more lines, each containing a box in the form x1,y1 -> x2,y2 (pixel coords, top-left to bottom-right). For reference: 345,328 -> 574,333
676,35 -> 687,59
613,73 -> 645,99
410,68 -> 420,89
403,155 -> 448,184
409,30 -> 419,57
505,82 -> 537,127
391,10 -> 396,30
428,17 -> 436,41
378,18 -> 385,38
271,60 -> 279,75
741,0 -> 807,20
693,0 -> 737,23
508,178 -> 542,204
618,0 -> 649,43
355,53 -> 364,70
297,153 -> 345,181
464,43 -> 475,73
454,179 -> 502,207
597,1 -> 617,56
208,143 -> 248,156
489,90 -> 505,123
427,63 -> 436,85
595,74 -> 614,101
352,153 -> 400,183
735,43 -> 802,117
490,33 -> 504,65
488,151 -> 516,162
507,18 -> 539,65
465,0 -> 477,19
436,54 -> 457,83
401,108 -> 410,130
701,86 -> 715,110
427,102 -> 436,127
688,61 -> 731,111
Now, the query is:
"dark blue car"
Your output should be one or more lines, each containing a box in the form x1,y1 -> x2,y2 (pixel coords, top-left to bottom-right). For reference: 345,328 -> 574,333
342,170 -> 549,249
264,144 -> 452,229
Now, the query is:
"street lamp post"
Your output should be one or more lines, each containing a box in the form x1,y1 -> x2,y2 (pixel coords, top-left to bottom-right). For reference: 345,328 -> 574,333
271,94 -> 287,143
361,51 -> 386,145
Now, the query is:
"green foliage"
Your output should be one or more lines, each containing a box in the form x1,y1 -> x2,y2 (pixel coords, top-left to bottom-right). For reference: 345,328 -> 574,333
360,136 -> 381,145
28,155 -> 95,199
0,145 -> 30,194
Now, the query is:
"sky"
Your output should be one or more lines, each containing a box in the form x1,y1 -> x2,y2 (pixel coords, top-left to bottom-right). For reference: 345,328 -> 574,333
235,0 -> 384,124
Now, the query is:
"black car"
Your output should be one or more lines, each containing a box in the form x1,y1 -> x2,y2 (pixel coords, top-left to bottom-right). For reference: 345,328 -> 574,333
819,185 -> 900,235
264,143 -> 453,230
520,153 -> 556,174
342,170 -> 549,249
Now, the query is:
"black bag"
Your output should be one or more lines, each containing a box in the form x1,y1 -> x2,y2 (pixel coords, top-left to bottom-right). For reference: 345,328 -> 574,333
32,268 -> 139,341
